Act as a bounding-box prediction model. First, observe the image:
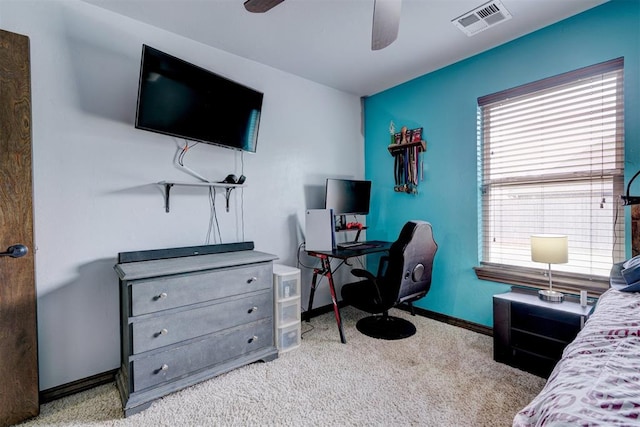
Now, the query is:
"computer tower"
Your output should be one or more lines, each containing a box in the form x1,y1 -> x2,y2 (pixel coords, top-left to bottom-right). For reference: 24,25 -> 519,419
304,209 -> 335,251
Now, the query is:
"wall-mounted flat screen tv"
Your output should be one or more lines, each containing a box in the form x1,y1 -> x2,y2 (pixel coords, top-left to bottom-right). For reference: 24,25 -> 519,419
135,45 -> 263,152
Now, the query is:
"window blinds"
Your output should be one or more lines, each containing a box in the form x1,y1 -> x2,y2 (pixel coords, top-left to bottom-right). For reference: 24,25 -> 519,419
478,58 -> 624,282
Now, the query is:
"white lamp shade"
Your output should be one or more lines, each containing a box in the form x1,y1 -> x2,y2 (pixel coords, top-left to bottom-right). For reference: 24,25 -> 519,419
531,234 -> 568,264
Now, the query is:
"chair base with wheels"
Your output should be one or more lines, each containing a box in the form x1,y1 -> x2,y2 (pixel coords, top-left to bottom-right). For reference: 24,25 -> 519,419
355,313 -> 417,340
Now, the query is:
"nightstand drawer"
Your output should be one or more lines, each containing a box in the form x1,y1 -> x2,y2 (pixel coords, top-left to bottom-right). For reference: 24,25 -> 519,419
511,302 -> 582,344
510,328 -> 567,360
509,349 -> 558,378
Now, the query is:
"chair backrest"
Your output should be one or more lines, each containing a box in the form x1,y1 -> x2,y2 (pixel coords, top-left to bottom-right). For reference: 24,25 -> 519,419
383,220 -> 438,305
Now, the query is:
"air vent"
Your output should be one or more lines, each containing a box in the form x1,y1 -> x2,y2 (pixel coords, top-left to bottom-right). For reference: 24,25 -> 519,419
452,0 -> 512,36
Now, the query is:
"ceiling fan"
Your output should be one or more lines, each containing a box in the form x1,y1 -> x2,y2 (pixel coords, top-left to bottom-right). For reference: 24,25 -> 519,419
243,0 -> 402,51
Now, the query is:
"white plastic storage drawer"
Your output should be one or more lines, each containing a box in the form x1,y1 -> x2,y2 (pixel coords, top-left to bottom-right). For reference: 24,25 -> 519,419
277,322 -> 301,352
273,264 -> 301,300
276,299 -> 301,326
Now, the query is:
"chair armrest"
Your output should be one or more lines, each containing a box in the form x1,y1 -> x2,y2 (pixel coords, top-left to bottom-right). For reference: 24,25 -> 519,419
350,268 -> 376,281
350,268 -> 384,304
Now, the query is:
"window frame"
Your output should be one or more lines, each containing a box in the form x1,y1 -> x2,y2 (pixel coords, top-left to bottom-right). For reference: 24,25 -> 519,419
475,58 -> 625,296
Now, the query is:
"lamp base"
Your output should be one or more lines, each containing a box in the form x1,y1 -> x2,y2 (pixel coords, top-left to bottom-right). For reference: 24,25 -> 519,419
539,289 -> 564,303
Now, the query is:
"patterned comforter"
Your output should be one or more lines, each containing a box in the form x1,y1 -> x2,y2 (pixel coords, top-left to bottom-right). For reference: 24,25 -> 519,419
513,288 -> 640,426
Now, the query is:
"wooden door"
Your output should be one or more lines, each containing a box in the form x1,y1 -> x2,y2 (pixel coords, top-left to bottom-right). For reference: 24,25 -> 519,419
0,29 -> 39,426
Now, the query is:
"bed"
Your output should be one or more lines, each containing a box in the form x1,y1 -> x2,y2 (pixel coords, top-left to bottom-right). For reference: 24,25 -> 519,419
513,262 -> 640,426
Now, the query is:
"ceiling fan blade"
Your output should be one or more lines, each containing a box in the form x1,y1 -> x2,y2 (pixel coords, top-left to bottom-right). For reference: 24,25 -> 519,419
244,0 -> 284,13
371,0 -> 401,51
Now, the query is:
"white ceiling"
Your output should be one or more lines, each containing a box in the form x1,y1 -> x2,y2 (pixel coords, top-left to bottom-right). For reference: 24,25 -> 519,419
81,0 -> 608,97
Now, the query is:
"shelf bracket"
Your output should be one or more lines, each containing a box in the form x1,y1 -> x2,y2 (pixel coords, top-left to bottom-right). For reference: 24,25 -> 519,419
157,181 -> 246,213
163,183 -> 174,213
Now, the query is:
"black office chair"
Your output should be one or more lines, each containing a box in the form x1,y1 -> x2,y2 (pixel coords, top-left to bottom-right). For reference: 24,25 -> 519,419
340,220 -> 438,340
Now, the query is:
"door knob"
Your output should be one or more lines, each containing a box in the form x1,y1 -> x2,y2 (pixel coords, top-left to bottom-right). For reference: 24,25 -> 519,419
0,244 -> 28,258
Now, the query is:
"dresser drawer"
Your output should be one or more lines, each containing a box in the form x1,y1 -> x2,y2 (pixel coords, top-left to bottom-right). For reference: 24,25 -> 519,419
132,290 -> 273,354
130,263 -> 272,316
132,318 -> 274,391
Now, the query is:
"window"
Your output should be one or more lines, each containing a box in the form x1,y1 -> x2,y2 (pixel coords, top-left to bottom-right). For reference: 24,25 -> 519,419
476,58 -> 625,293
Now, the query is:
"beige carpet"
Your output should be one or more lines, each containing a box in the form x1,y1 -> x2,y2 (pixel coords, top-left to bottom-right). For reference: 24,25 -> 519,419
19,307 -> 546,426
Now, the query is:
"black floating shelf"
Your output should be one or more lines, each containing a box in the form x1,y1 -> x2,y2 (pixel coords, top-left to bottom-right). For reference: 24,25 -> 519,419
387,140 -> 426,155
158,181 -> 245,213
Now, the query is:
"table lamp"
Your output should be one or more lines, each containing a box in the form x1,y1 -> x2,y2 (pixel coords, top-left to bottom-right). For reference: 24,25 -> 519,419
531,234 -> 568,303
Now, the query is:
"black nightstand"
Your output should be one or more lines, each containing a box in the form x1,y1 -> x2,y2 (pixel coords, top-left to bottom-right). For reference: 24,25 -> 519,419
493,288 -> 594,378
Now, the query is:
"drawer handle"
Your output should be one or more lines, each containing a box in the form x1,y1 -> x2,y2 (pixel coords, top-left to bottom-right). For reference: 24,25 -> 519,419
154,292 -> 168,301
248,335 -> 258,343
247,277 -> 258,284
248,306 -> 258,314
154,364 -> 169,374
155,328 -> 168,337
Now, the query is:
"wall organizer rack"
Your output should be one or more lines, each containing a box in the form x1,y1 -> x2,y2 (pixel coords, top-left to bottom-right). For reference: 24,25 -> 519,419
158,181 -> 246,213
387,125 -> 426,194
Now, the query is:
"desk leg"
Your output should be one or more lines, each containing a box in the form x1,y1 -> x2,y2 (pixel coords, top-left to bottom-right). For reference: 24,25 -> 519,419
306,269 -> 320,323
321,256 -> 347,344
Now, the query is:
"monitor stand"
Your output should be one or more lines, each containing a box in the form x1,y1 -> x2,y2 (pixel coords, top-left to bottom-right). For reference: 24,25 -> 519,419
335,214 -> 363,243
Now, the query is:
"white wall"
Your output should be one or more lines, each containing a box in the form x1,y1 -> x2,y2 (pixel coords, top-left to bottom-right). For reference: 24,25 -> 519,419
1,0 -> 364,390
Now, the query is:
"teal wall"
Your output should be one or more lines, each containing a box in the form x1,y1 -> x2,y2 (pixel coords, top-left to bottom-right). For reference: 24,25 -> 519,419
363,0 -> 640,327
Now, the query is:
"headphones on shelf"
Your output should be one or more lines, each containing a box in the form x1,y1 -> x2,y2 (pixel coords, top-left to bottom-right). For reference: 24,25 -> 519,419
221,174 -> 246,185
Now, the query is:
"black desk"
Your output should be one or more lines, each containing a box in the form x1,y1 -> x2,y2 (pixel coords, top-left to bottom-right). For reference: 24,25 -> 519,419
305,240 -> 392,343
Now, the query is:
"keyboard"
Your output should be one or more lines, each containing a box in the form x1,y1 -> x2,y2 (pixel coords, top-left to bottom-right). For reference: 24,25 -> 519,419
337,242 -> 381,250
337,241 -> 363,249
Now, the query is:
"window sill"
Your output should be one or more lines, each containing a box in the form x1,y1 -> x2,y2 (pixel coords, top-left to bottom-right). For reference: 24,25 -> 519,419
474,262 -> 609,297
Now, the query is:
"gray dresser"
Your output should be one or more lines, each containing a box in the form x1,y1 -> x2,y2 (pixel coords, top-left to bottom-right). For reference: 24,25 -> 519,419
114,243 -> 278,417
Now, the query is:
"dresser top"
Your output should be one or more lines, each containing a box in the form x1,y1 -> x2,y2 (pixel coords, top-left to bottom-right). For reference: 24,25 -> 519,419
115,250 -> 278,280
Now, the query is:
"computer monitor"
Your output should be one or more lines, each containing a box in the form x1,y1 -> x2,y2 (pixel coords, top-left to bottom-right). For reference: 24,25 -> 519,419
324,178 -> 371,216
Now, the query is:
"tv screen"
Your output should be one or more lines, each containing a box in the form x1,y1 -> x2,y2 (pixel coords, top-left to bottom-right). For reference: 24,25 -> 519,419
135,45 -> 263,152
324,179 -> 372,216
